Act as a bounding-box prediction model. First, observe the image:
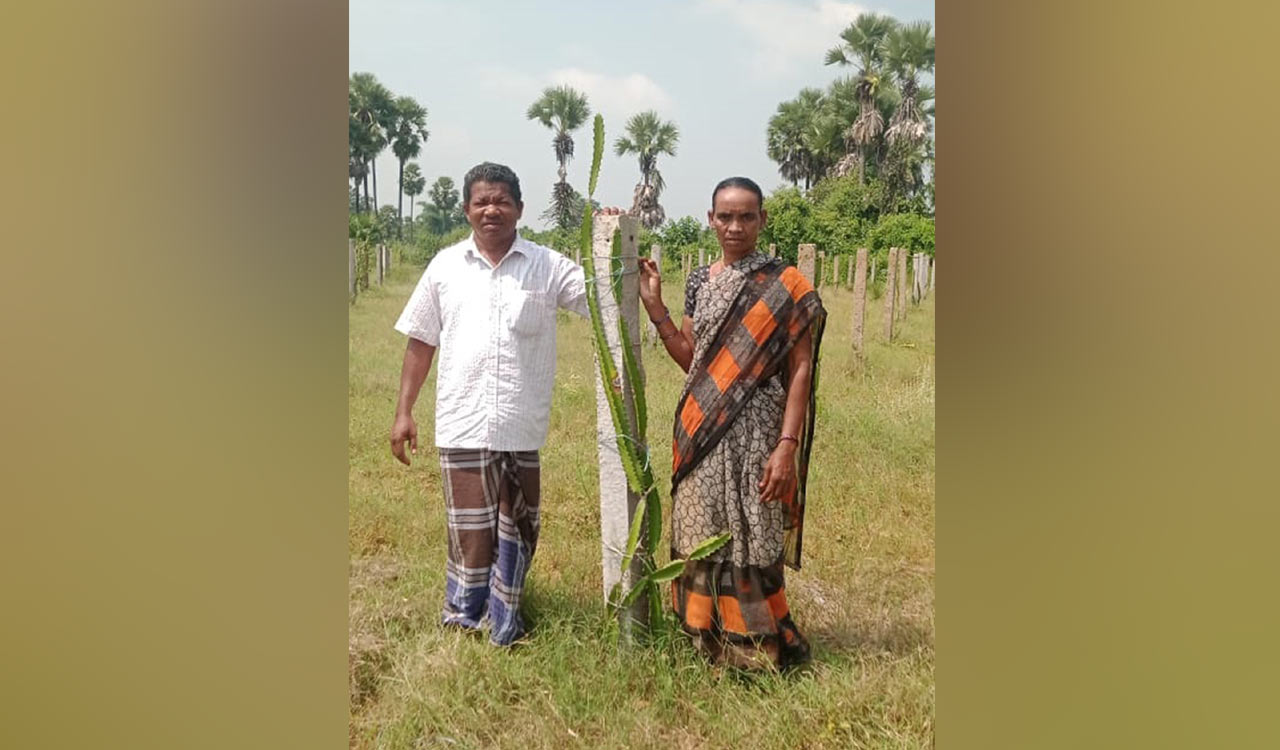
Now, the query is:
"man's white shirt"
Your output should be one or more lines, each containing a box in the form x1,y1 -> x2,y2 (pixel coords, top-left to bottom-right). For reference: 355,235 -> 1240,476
394,233 -> 588,451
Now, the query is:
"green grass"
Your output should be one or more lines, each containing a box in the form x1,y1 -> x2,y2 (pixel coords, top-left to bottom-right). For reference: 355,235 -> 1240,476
349,259 -> 934,749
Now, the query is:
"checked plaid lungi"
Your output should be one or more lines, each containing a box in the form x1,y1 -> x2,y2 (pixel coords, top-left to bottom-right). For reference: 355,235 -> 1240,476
439,448 -> 541,646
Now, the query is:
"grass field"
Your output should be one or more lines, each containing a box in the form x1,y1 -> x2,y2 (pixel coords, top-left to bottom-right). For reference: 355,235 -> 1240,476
349,256 -> 935,749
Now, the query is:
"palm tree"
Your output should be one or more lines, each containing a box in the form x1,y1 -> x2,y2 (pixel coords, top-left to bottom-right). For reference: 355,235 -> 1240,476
349,72 -> 394,213
390,96 -> 429,237
879,82 -> 933,209
885,21 -> 935,147
428,176 -> 458,215
349,122 -> 370,212
767,90 -> 819,189
614,111 -> 679,229
349,111 -> 377,211
402,163 -> 425,238
825,13 -> 898,182
349,158 -> 367,211
526,86 -> 591,230
768,87 -> 852,190
421,176 -> 460,235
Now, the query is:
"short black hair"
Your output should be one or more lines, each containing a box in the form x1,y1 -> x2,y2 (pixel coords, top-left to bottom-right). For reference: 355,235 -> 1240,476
711,176 -> 764,211
463,162 -> 522,205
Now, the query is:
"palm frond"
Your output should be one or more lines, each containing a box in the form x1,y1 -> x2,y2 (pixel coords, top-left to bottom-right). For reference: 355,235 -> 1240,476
613,136 -> 636,157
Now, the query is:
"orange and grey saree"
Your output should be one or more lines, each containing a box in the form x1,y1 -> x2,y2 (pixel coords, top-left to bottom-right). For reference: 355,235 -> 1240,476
669,251 -> 825,668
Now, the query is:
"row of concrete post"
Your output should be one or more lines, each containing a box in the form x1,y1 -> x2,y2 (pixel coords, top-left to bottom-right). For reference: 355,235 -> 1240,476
348,240 -> 393,300
628,242 -> 933,357
626,240 -> 933,365
619,242 -> 931,297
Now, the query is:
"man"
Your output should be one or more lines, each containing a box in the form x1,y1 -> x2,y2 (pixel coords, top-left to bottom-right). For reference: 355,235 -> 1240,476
390,162 -> 588,646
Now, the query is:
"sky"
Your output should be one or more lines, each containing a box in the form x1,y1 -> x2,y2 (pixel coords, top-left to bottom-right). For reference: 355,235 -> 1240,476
350,0 -> 934,228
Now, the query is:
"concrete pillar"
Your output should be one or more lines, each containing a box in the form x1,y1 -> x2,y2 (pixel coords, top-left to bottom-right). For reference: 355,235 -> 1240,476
883,248 -> 898,340
348,239 -> 356,299
768,243 -> 776,257
798,244 -> 816,284
916,250 -> 926,298
918,253 -> 927,302
910,253 -> 918,304
896,247 -> 908,322
593,214 -> 648,632
852,247 -> 868,360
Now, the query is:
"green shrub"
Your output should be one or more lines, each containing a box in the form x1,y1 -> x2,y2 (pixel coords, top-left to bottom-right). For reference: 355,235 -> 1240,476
403,225 -> 470,267
759,187 -> 815,264
348,213 -> 384,291
869,213 -> 934,257
810,174 -> 884,259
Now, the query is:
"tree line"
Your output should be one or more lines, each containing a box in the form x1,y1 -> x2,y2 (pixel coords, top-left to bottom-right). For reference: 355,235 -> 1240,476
758,13 -> 935,272
349,11 -> 934,270
349,73 -> 466,245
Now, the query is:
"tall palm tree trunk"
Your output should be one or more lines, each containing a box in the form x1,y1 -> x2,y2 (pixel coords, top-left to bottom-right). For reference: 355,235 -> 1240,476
363,169 -> 372,213
397,159 -> 405,238
372,159 -> 379,212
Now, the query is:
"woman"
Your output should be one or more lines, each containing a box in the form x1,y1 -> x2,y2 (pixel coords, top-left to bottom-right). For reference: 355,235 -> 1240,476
637,177 -> 826,670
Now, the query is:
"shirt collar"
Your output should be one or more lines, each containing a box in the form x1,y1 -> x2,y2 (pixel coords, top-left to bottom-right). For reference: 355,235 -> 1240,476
464,232 -> 528,266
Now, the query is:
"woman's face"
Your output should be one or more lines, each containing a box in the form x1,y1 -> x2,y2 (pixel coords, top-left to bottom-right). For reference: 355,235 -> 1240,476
708,186 -> 767,254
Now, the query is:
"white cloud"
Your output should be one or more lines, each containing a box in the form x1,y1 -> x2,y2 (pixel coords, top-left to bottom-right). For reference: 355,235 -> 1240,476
548,68 -> 675,120
472,65 -> 673,119
693,0 -> 865,76
473,65 -> 542,99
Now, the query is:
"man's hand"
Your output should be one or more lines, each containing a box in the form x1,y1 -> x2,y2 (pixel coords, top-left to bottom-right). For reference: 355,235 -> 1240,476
758,441 -> 798,503
390,413 -> 418,466
392,338 -> 435,466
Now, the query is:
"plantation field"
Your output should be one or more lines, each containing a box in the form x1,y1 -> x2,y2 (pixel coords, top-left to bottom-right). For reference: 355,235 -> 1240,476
349,256 -> 935,749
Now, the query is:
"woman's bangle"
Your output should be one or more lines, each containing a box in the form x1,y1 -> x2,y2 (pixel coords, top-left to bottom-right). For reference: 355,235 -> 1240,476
649,308 -> 671,326
778,434 -> 799,446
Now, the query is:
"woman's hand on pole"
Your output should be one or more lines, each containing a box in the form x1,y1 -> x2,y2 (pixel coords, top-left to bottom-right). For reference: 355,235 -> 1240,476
637,257 -> 665,314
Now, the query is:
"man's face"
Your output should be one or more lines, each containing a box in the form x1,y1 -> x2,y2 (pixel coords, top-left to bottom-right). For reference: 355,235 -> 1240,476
463,180 -> 523,244
708,187 -> 766,253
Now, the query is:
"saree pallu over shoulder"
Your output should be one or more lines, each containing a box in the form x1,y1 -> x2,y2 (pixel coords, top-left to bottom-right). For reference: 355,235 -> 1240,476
671,258 -> 826,569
